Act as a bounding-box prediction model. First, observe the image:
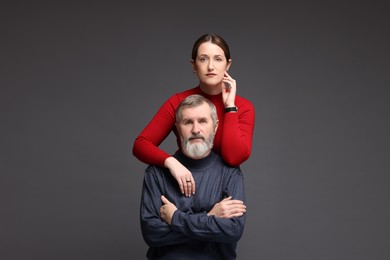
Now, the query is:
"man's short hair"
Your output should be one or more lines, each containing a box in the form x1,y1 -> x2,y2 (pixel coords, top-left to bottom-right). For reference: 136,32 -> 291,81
175,94 -> 218,125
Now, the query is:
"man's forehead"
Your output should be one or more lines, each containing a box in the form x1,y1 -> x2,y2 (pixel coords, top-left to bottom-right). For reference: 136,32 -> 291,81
180,104 -> 211,119
181,115 -> 210,121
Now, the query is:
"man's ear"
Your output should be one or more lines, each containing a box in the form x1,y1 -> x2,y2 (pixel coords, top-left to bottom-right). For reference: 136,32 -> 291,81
214,120 -> 219,133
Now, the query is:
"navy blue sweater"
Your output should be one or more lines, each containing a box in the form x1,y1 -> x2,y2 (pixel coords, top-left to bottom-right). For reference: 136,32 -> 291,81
140,151 -> 246,260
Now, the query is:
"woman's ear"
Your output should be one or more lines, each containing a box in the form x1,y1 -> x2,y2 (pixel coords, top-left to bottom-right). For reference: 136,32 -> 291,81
226,59 -> 232,71
190,59 -> 196,73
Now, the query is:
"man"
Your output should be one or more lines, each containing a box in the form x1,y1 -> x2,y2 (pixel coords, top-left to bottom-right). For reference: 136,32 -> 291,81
140,94 -> 247,260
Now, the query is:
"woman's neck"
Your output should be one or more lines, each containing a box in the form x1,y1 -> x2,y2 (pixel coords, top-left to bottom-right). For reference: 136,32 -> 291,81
199,83 -> 222,96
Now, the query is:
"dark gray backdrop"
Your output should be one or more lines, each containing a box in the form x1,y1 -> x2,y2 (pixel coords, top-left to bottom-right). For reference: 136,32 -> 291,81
1,1 -> 389,259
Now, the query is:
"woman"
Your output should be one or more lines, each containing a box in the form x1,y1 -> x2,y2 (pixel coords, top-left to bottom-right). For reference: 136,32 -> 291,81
133,34 -> 255,197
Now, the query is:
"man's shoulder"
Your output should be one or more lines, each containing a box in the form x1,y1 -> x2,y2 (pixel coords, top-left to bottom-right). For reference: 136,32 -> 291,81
215,155 -> 243,175
145,164 -> 170,179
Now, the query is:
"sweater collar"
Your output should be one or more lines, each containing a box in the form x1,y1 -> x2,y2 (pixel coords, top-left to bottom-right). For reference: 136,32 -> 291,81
174,150 -> 218,171
195,86 -> 223,100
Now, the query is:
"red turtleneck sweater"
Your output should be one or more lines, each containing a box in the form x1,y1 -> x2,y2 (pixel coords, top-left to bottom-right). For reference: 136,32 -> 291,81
132,86 -> 255,166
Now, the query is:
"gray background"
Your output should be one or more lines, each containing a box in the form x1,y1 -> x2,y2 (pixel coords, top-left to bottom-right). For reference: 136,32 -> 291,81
1,1 -> 389,259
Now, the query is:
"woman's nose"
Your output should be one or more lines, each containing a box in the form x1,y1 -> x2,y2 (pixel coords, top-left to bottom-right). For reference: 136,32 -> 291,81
207,60 -> 214,70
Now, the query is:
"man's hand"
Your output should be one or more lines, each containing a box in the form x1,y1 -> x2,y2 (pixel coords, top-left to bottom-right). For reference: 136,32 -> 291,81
164,157 -> 195,197
207,196 -> 246,218
160,195 -> 177,225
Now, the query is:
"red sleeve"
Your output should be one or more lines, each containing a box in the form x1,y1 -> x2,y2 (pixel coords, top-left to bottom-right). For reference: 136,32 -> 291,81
132,95 -> 180,167
221,99 -> 255,166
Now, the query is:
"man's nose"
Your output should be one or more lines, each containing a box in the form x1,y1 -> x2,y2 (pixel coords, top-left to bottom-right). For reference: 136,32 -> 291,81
192,122 -> 200,133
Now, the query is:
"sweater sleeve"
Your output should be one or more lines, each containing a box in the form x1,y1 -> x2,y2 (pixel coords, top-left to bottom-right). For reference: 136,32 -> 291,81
170,169 -> 246,243
140,166 -> 190,247
132,95 -> 179,167
221,99 -> 255,166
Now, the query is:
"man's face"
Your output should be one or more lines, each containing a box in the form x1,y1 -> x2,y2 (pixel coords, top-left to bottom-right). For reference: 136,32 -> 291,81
177,102 -> 217,159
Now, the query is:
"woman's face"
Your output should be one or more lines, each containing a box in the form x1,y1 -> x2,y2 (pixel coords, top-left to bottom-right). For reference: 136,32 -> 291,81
192,42 -> 231,87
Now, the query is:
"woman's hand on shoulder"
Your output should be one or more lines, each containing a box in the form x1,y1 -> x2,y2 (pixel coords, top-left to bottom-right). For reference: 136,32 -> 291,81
164,157 -> 195,197
221,71 -> 237,108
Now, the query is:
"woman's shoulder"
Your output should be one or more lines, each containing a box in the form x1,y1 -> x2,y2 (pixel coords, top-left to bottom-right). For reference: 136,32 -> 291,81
235,94 -> 255,109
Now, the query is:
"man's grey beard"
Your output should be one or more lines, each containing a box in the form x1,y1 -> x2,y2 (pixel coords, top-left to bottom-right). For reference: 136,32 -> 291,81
181,133 -> 214,159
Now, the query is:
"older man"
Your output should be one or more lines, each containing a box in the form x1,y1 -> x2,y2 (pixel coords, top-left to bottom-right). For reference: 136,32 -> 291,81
140,94 -> 247,260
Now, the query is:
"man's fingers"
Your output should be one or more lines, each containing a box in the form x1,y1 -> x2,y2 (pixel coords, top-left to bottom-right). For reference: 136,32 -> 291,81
223,199 -> 244,206
224,206 -> 247,217
161,195 -> 170,204
221,196 -> 232,202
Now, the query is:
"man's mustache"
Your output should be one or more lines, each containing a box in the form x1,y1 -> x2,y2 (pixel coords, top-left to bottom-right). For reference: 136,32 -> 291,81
188,134 -> 205,141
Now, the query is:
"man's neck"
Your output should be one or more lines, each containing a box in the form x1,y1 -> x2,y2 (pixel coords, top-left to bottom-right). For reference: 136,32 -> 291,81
175,150 -> 217,171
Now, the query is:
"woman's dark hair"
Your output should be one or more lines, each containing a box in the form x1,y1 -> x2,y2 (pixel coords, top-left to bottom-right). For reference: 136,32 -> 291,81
191,34 -> 231,61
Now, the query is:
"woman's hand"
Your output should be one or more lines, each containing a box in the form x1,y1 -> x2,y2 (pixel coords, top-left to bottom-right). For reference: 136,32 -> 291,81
207,196 -> 246,218
221,71 -> 237,108
164,157 -> 195,197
